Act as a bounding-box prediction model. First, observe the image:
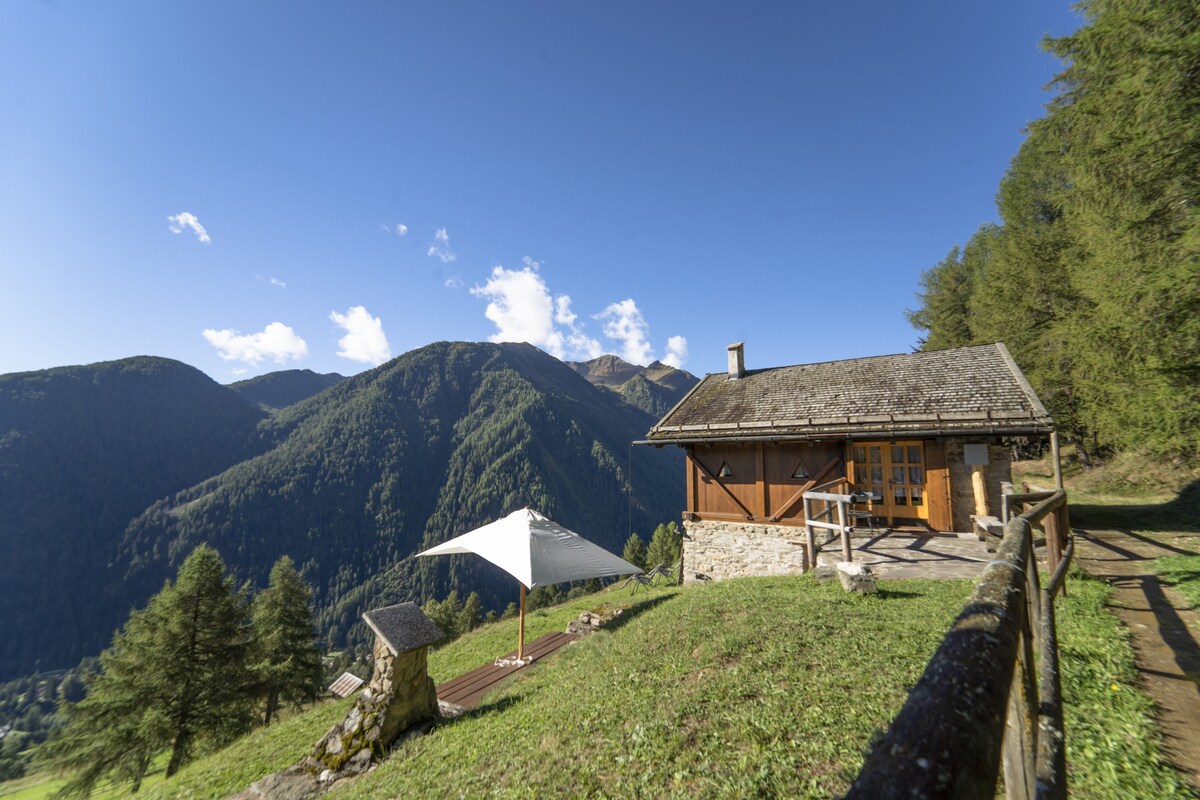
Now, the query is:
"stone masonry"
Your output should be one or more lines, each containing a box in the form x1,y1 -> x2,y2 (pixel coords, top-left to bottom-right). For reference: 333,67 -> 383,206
945,438 -> 1012,533
681,518 -> 808,583
305,637 -> 437,780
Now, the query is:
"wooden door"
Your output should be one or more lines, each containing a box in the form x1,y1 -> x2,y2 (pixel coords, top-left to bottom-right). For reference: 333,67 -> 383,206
924,440 -> 952,531
849,441 -> 930,525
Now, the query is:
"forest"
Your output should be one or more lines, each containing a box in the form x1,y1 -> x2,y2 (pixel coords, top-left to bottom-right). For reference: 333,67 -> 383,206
907,0 -> 1199,467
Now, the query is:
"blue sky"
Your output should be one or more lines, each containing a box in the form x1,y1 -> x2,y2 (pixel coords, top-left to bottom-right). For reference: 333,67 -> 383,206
1,1 -> 1082,381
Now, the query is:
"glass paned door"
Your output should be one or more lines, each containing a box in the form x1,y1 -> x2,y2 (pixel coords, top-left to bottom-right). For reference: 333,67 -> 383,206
850,440 -> 929,523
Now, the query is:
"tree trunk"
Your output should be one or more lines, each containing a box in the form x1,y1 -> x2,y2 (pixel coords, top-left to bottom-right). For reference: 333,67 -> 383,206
166,730 -> 191,778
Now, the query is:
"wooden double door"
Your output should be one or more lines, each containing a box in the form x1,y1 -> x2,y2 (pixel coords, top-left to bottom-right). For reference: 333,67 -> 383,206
849,440 -> 946,527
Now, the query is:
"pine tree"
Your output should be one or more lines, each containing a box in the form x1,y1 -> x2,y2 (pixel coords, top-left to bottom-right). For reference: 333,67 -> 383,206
44,545 -> 254,796
456,592 -> 483,635
250,556 -> 323,726
622,533 -> 647,572
645,522 -> 682,571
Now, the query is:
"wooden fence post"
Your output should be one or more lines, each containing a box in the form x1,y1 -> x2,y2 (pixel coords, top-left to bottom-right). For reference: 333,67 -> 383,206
837,499 -> 852,562
804,497 -> 816,573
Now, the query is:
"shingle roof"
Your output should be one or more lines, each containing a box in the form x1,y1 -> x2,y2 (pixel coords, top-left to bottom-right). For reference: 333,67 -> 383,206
362,602 -> 446,655
646,343 -> 1053,442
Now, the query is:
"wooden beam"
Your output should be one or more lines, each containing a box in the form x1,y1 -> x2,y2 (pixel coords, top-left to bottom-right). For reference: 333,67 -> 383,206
693,455 -> 756,520
687,447 -> 698,514
768,456 -> 842,522
757,443 -> 768,519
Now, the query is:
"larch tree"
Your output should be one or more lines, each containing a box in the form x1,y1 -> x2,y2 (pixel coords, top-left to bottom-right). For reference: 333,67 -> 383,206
622,533 -> 647,572
645,522 -> 682,571
250,555 -> 324,726
44,545 -> 255,796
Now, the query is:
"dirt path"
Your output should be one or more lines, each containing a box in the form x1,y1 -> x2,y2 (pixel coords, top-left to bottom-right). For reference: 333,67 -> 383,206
1074,528 -> 1200,790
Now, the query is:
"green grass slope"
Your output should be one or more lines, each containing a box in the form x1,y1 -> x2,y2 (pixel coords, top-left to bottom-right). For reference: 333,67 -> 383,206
140,577 -> 972,799
15,573 -> 1190,799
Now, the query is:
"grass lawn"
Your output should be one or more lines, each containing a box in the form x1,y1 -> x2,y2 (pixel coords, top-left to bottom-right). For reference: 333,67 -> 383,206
15,570 -> 1193,799
1056,569 -> 1196,798
136,577 -> 970,799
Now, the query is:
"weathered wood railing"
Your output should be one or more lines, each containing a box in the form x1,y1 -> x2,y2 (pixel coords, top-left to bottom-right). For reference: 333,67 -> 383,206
845,486 -> 1072,800
803,490 -> 856,567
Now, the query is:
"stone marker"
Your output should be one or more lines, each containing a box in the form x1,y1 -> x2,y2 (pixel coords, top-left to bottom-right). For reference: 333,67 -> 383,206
836,561 -> 877,594
228,603 -> 445,800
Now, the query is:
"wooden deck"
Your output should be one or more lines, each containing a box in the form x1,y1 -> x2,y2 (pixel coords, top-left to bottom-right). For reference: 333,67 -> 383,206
436,631 -> 579,711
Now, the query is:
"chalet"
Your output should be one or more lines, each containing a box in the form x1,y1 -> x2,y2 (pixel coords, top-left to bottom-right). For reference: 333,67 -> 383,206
643,342 -> 1055,582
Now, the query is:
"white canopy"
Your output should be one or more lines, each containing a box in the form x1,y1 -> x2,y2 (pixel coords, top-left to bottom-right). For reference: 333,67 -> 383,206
417,508 -> 642,588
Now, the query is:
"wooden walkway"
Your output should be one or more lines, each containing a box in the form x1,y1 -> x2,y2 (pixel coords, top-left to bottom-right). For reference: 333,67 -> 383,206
436,631 -> 579,711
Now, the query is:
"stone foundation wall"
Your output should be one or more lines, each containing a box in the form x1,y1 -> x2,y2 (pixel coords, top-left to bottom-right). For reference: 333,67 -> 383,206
945,438 -> 1013,533
681,518 -> 808,583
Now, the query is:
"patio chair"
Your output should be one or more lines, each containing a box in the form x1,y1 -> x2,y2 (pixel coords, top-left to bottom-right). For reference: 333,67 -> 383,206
848,492 -> 877,534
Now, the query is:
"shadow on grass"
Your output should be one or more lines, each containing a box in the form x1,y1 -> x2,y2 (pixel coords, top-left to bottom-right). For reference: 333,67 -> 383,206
1071,480 -> 1200,533
874,589 -> 926,600
445,693 -> 524,724
603,592 -> 678,633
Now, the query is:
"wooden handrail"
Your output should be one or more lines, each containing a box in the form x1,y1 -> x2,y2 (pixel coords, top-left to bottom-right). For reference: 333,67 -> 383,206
846,488 -> 1070,799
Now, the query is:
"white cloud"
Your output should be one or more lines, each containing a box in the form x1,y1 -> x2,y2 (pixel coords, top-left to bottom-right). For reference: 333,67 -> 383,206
567,332 -> 604,360
202,322 -> 308,365
444,276 -> 464,289
395,223 -> 408,236
470,259 -> 604,359
663,335 -> 689,369
330,305 -> 392,365
471,263 -> 565,357
269,277 -> 286,288
596,299 -> 653,365
427,227 -> 456,263
167,212 -> 211,244
554,295 -> 577,327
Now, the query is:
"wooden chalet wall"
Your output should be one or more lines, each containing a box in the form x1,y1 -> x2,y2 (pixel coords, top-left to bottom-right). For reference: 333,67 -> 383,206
686,442 -> 845,526
686,438 -> 957,531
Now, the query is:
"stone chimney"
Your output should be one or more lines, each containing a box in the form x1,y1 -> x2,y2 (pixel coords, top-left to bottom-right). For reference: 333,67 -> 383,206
727,342 -> 745,380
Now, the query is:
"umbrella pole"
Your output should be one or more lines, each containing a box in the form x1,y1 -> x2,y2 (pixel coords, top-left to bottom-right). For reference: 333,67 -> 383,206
518,583 -> 526,661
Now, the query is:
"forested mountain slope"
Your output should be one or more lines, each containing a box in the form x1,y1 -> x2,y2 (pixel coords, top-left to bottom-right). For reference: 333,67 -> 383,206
229,369 -> 346,410
120,342 -> 683,650
0,357 -> 268,680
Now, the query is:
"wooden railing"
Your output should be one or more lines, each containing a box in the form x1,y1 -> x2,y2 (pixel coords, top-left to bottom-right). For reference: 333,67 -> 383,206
845,486 -> 1073,800
802,490 -> 857,567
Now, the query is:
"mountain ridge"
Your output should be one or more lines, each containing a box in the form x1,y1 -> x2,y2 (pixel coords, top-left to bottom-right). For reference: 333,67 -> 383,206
567,354 -> 698,417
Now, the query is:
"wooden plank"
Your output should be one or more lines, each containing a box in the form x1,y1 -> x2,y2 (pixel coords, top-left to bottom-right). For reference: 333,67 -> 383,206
838,501 -> 852,562
803,490 -> 855,503
757,443 -> 768,519
436,632 -> 580,710
768,456 -> 842,522
924,439 -> 953,532
687,448 -> 698,515
692,454 -> 756,520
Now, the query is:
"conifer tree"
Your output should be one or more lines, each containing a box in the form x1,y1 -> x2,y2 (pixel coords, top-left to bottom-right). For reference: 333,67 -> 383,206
250,556 -> 323,726
456,591 -> 483,635
622,533 -> 647,572
44,545 -> 254,796
645,522 -> 682,571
